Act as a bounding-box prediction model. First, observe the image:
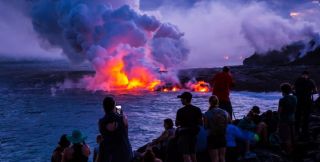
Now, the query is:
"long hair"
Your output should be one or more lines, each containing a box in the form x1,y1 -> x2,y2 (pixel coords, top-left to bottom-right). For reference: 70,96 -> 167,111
72,143 -> 87,162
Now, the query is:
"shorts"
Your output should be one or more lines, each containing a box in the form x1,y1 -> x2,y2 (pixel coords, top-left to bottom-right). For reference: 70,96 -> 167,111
207,134 -> 226,149
177,134 -> 197,155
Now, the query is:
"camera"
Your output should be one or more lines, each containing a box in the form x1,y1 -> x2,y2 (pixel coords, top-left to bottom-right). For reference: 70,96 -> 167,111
115,105 -> 122,114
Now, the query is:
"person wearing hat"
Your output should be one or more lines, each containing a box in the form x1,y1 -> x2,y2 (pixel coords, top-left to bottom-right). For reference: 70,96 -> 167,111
51,134 -> 70,162
294,71 -> 317,139
62,130 -> 90,162
98,96 -> 133,162
175,92 -> 203,162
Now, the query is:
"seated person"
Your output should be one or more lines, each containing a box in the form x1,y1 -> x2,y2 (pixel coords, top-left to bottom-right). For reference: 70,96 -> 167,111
261,110 -> 278,138
239,106 -> 268,145
62,130 -> 90,162
150,118 -> 176,160
51,134 -> 70,162
137,119 -> 176,160
151,118 -> 176,146
226,122 -> 259,162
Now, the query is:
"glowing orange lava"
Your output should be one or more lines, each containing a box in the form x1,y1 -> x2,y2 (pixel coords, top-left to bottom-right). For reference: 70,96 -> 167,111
192,81 -> 210,92
97,55 -> 161,91
172,87 -> 179,92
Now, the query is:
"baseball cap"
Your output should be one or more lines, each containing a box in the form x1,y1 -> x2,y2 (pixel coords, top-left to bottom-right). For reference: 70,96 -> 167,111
177,92 -> 192,100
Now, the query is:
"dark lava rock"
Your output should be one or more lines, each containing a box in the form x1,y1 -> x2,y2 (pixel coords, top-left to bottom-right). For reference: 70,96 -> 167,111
243,37 -> 320,66
243,43 -> 304,66
178,65 -> 320,92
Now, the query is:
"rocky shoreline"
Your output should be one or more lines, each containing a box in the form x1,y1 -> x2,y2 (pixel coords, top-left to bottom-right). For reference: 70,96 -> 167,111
178,65 -> 320,92
1,60 -> 319,92
242,110 -> 320,162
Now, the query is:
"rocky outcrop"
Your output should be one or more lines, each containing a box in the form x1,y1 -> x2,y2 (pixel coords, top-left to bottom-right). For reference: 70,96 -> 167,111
243,36 -> 320,66
178,65 -> 320,92
179,36 -> 320,92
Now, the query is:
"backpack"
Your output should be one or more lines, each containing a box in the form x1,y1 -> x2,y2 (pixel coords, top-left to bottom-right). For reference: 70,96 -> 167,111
208,109 -> 228,136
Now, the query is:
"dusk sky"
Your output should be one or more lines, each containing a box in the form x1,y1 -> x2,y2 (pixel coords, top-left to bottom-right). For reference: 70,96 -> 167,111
0,0 -> 319,67
1,2 -> 320,161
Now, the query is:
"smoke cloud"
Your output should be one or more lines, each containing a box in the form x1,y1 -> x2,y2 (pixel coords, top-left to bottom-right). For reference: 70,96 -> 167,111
31,0 -> 188,65
29,0 -> 189,90
147,0 -> 320,67
1,0 -> 319,68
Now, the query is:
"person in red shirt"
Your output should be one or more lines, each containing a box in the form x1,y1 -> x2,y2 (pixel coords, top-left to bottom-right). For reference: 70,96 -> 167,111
212,66 -> 234,119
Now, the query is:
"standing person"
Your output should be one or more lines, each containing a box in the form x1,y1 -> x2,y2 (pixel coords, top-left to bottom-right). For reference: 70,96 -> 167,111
212,66 -> 234,119
176,92 -> 203,162
51,134 -> 71,162
278,83 -> 297,154
294,71 -> 317,139
204,95 -> 229,162
98,96 -> 132,162
62,130 -> 90,162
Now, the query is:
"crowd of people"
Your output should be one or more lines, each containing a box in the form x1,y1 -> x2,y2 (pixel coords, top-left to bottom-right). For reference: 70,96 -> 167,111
51,68 -> 318,162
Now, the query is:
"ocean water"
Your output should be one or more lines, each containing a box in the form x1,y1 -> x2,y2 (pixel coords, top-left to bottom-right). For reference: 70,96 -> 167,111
0,60 -> 281,162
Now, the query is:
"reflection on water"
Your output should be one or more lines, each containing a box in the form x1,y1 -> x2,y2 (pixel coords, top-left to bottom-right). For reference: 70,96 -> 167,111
0,88 -> 280,162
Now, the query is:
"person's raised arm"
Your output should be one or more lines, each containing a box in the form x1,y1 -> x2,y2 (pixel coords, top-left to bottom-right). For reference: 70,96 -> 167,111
123,113 -> 128,129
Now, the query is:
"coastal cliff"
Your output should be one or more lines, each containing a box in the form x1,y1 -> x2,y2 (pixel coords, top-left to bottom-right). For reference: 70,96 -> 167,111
178,65 -> 320,92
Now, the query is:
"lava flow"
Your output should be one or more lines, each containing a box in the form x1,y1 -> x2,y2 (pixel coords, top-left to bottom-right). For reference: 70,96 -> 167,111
86,49 -> 163,91
186,81 -> 211,92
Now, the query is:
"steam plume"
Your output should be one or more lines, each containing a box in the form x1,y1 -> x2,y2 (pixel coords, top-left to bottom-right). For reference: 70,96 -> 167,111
150,0 -> 320,67
31,0 -> 189,90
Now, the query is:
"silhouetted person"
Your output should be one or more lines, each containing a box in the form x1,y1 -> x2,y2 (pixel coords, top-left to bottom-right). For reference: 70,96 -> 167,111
51,134 -> 71,162
248,106 -> 268,145
212,66 -> 234,119
176,92 -> 203,162
294,71 -> 317,139
143,149 -> 162,162
151,118 -> 176,146
98,96 -> 132,162
278,83 -> 297,154
93,135 -> 103,162
204,95 -> 229,162
62,130 -> 90,162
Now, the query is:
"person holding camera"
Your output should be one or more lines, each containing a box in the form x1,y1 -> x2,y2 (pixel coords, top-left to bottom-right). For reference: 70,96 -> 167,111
98,96 -> 132,162
62,130 -> 90,162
